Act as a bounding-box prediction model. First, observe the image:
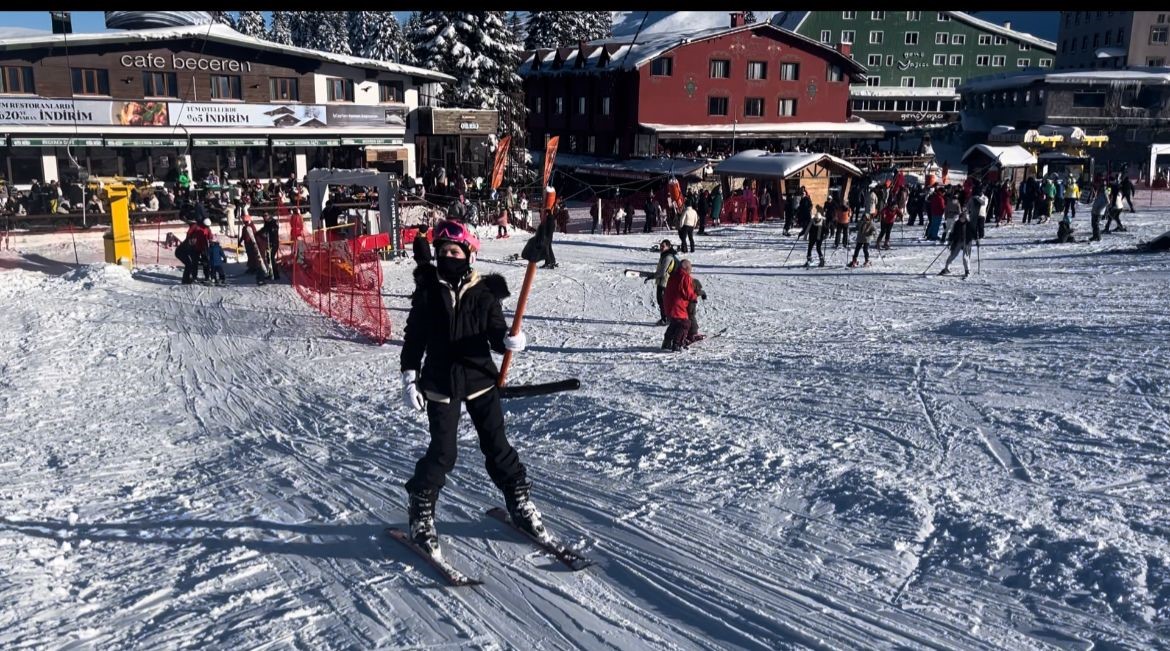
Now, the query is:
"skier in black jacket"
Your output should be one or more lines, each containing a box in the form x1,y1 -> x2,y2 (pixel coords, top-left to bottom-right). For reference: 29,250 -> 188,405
400,219 -> 543,558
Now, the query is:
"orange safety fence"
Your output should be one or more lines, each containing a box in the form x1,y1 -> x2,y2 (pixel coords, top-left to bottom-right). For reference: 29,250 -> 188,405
289,226 -> 391,345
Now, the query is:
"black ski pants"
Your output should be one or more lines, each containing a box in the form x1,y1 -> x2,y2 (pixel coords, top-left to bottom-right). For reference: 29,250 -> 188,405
663,317 -> 690,350
406,388 -> 527,495
806,236 -> 824,263
656,285 -> 667,321
834,223 -> 850,248
678,226 -> 695,253
877,221 -> 893,247
851,241 -> 870,263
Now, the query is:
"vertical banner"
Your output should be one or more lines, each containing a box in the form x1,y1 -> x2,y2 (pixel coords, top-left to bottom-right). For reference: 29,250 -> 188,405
490,135 -> 511,191
542,136 -> 560,191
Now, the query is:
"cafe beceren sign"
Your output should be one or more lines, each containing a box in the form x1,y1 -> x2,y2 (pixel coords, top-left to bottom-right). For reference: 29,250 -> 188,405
119,53 -> 253,73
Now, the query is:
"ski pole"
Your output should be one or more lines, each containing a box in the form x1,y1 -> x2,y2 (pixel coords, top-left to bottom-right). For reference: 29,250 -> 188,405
781,229 -> 802,266
920,242 -> 948,276
498,260 -> 539,388
976,238 -> 981,275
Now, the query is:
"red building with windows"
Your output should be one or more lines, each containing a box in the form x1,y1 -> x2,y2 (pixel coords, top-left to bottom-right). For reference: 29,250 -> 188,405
520,13 -> 877,162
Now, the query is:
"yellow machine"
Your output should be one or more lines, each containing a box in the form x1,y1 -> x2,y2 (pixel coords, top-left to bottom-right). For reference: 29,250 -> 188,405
103,183 -> 135,268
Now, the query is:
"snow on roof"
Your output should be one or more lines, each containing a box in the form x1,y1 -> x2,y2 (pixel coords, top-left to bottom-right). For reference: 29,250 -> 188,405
0,23 -> 455,83
961,144 -> 1038,168
640,120 -> 900,135
530,151 -> 708,179
773,11 -> 1055,51
958,68 -> 1170,93
0,27 -> 49,39
714,150 -> 862,178
522,19 -> 861,78
610,11 -> 779,38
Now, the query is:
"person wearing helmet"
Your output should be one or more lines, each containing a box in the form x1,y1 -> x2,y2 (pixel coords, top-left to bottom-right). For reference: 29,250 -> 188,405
400,219 -> 542,558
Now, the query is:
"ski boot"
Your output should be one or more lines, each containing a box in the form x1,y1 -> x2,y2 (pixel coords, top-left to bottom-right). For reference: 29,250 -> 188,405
863,260 -> 872,267
804,258 -> 811,268
818,258 -> 825,267
408,488 -> 441,558
939,268 -> 951,276
504,480 -> 548,542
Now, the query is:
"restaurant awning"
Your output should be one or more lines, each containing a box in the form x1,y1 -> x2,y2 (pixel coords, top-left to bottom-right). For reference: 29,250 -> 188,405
9,136 -> 104,147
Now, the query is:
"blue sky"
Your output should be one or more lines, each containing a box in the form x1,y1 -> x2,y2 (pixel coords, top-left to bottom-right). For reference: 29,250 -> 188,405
0,11 -> 1060,41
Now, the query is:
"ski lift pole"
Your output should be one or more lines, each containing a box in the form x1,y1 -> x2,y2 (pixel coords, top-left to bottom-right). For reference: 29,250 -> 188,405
497,258 -> 537,388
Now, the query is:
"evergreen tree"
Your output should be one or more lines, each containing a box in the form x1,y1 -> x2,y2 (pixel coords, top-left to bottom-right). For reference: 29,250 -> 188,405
508,12 -> 527,51
583,11 -> 612,41
744,11 -> 757,23
269,11 -> 294,46
211,11 -> 236,29
410,12 -> 530,184
235,11 -> 266,39
524,11 -> 611,50
348,11 -> 404,61
298,12 -> 351,55
399,13 -> 422,66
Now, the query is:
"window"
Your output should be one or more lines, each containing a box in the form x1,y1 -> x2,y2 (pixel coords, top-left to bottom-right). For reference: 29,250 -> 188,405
378,80 -> 403,103
650,56 -> 673,76
325,77 -> 353,102
871,11 -> 885,20
1160,13 -> 1167,23
1017,58 -> 1032,68
1118,28 -> 1125,43
933,53 -> 947,65
947,77 -> 961,87
992,55 -> 1005,67
842,11 -> 856,19
709,59 -> 730,78
533,97 -> 543,114
937,12 -> 951,21
141,71 -> 179,98
1093,34 -> 1099,48
780,62 -> 799,80
866,76 -> 881,86
976,54 -> 990,66
588,135 -> 595,153
1072,91 -> 1106,108
949,54 -> 963,65
777,98 -> 797,116
708,96 -> 728,116
978,35 -> 992,45
994,36 -> 1006,45
1148,57 -> 1166,66
554,96 -> 563,114
869,31 -> 884,44
1019,42 -> 1031,51
905,32 -> 919,45
269,77 -> 299,102
827,64 -> 844,82
868,54 -> 882,66
820,30 -> 832,43
71,68 -> 109,96
930,77 -> 945,87
841,30 -> 855,44
747,61 -> 767,80
901,76 -> 916,87
906,11 -> 922,21
886,55 -> 894,66
1039,58 -> 1052,67
601,96 -> 611,115
951,34 -> 966,45
744,97 -> 764,117
0,66 -> 35,94
1071,38 -> 1078,52
1151,26 -> 1169,44
577,96 -> 586,114
935,33 -> 948,45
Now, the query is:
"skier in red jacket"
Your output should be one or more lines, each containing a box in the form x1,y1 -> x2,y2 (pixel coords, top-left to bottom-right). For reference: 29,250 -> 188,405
661,258 -> 698,352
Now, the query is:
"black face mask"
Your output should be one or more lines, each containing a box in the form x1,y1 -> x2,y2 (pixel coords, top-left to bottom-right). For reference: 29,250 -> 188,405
436,256 -> 470,284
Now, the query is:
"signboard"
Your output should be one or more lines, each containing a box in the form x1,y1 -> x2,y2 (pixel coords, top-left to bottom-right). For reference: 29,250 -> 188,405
340,137 -> 404,146
170,103 -> 327,128
192,137 -> 269,147
857,110 -> 959,125
10,137 -> 104,147
327,105 -> 407,128
103,138 -> 188,147
271,138 -> 341,147
427,108 -> 499,135
0,98 -> 120,126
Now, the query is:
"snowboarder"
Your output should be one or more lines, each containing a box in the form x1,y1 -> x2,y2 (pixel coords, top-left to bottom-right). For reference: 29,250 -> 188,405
848,214 -> 876,268
661,258 -> 698,352
806,207 -> 828,267
940,204 -> 979,278
647,239 -> 680,326
400,219 -> 542,558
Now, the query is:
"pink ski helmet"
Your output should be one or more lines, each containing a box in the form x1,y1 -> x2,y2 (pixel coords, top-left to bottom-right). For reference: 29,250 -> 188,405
432,219 -> 481,256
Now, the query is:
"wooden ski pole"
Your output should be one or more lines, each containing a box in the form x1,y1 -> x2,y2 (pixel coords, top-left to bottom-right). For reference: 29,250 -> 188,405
497,259 -> 537,388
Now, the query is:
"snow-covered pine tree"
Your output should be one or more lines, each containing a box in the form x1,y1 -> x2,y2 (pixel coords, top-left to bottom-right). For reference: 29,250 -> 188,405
348,11 -> 403,61
399,13 -> 422,66
524,11 -> 611,50
584,11 -> 612,40
523,11 -> 560,50
269,11 -> 295,46
303,12 -> 352,55
508,13 -> 527,52
744,11 -> 757,23
210,11 -> 236,29
235,11 -> 266,39
409,12 -> 531,184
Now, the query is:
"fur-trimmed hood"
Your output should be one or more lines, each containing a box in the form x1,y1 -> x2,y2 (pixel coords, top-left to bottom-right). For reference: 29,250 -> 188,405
479,272 -> 511,300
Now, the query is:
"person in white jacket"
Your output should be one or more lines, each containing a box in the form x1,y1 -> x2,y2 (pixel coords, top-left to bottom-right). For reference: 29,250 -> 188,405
965,185 -> 989,239
678,202 -> 699,253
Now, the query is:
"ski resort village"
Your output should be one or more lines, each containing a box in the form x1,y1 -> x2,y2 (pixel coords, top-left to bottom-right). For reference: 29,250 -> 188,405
3,9 -> 1170,650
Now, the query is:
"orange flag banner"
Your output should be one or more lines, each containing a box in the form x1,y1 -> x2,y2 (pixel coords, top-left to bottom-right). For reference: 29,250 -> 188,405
490,135 -> 511,191
542,136 -> 560,191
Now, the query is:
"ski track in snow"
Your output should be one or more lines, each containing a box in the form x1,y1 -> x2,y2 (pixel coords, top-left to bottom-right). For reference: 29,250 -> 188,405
1,206 -> 1169,649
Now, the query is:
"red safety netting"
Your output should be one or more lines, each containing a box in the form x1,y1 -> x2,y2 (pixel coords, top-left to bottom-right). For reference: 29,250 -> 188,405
289,229 -> 391,344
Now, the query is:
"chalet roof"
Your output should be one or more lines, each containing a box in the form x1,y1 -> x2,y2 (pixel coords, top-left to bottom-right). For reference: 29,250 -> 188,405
772,11 -> 1056,52
520,21 -> 865,80
0,23 -> 455,83
958,68 -> 1170,94
714,150 -> 863,178
961,144 -> 1038,168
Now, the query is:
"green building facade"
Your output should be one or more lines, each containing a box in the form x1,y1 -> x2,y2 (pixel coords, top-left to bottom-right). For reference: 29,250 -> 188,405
777,11 -> 1056,90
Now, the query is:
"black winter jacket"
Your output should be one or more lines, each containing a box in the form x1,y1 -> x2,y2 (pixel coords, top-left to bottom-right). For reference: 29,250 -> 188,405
401,268 -> 511,400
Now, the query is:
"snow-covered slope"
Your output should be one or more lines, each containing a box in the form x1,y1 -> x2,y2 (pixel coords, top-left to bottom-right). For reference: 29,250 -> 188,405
1,201 -> 1168,648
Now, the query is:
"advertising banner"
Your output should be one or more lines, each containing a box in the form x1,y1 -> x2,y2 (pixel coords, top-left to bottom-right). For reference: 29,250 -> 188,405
327,105 -> 407,128
169,103 -> 328,128
0,98 -> 118,126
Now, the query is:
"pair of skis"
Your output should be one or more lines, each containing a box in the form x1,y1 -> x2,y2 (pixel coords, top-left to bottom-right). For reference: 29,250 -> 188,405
386,508 -> 595,587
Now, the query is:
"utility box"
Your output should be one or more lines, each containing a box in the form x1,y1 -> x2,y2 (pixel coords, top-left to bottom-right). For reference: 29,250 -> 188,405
104,183 -> 135,268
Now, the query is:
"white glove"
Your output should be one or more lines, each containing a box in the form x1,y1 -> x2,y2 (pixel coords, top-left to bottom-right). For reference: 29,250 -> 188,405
402,370 -> 425,412
503,331 -> 527,352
